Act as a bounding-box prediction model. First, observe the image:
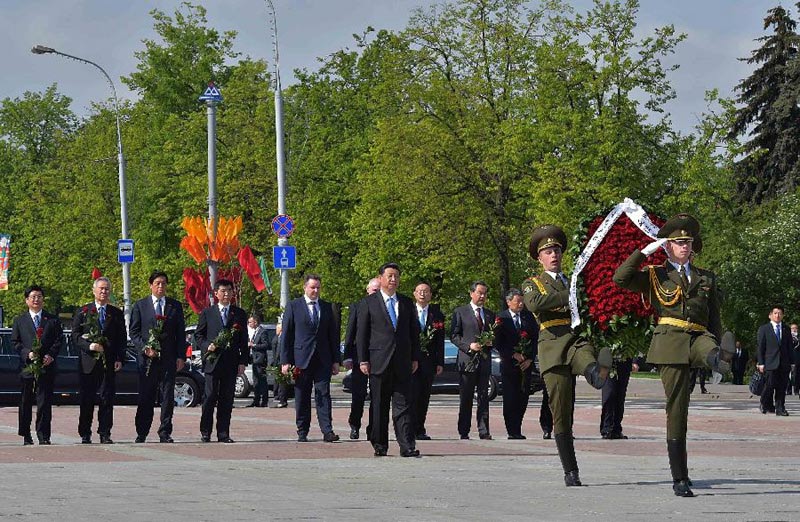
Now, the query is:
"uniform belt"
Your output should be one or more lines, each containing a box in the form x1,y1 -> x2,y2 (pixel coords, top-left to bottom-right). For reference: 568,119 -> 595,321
539,318 -> 571,330
658,317 -> 707,332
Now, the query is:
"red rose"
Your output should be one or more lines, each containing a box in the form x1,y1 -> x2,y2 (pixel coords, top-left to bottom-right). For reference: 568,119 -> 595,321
155,314 -> 167,322
292,366 -> 302,380
36,327 -> 44,339
520,330 -> 529,339
82,306 -> 89,314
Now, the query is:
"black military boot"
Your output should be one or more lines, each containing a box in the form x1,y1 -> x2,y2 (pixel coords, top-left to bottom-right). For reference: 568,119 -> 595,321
584,347 -> 612,389
667,439 -> 694,497
554,432 -> 582,486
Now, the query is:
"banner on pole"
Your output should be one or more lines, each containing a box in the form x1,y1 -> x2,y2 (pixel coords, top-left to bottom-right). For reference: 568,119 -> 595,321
0,235 -> 9,291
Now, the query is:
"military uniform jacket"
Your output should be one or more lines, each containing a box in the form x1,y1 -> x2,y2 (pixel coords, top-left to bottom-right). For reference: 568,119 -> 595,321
612,249 -> 721,365
523,272 -> 583,374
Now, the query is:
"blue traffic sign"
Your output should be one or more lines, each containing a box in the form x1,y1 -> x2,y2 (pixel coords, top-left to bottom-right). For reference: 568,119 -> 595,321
198,82 -> 223,102
273,246 -> 297,270
118,239 -> 134,263
271,214 -> 295,238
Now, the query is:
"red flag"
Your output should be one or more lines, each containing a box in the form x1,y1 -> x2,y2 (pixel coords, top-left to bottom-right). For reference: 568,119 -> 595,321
182,267 -> 210,314
91,267 -> 103,280
237,245 -> 266,293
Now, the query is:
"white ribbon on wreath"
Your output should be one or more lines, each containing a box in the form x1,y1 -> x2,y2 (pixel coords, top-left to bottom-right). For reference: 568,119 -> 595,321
569,198 -> 662,328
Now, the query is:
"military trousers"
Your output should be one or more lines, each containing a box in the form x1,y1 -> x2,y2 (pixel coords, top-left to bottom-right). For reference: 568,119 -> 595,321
542,343 -> 596,435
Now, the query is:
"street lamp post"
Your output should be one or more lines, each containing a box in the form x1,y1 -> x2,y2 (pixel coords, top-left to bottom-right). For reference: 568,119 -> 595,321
31,45 -> 132,327
265,0 -> 290,310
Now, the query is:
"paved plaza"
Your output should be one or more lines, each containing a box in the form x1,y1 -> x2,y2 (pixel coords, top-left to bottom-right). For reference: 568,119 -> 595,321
0,378 -> 797,521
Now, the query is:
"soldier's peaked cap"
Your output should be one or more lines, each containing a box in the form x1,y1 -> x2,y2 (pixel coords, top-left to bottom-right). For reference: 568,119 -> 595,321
529,225 -> 567,258
657,213 -> 702,253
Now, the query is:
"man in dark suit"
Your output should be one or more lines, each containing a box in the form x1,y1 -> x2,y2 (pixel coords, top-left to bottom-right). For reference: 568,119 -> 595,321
71,277 -> 126,444
451,280 -> 496,440
732,341 -> 748,385
11,285 -> 63,445
130,271 -> 186,443
195,279 -> 248,442
790,324 -> 800,396
280,274 -> 341,443
247,313 -> 270,407
271,322 -> 288,407
357,262 -> 421,457
411,281 -> 445,440
757,305 -> 793,416
600,358 -> 633,439
342,277 -> 380,439
494,288 -> 538,439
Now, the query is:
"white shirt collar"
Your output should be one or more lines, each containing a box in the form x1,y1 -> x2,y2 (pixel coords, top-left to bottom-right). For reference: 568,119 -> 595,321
470,302 -> 482,313
416,304 -> 428,313
152,295 -> 163,307
545,270 -> 565,282
95,302 -> 105,310
380,290 -> 396,302
29,310 -> 41,321
304,296 -> 318,305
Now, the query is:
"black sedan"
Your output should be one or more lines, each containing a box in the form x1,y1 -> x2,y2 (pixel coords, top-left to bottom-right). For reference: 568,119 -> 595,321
342,340 -> 544,401
0,327 -> 205,407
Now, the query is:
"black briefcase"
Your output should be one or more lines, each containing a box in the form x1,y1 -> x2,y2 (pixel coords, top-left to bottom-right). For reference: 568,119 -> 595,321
748,370 -> 765,396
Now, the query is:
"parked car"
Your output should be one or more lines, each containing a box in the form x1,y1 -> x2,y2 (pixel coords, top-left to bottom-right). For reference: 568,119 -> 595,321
186,323 -> 279,399
0,327 -> 205,407
341,339 -> 545,401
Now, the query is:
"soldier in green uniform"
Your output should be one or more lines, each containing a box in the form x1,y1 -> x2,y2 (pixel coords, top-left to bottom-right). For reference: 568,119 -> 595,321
523,225 -> 613,487
613,213 -> 734,498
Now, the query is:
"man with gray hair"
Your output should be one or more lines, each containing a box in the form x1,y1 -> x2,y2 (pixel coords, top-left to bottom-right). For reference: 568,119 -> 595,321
343,277 -> 381,439
71,277 -> 126,444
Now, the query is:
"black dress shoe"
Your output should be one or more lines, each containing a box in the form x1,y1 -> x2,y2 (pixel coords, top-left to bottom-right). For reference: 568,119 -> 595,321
81,437 -> 92,444
564,470 -> 582,487
245,401 -> 257,408
542,431 -> 552,440
297,434 -> 309,442
673,479 -> 694,497
201,434 -> 211,443
159,436 -> 174,443
601,433 -> 611,439
479,434 -> 493,440
218,437 -> 236,443
416,433 -> 432,441
323,432 -> 340,443
23,436 -> 34,446
135,436 -> 146,443
276,402 -> 288,408
257,402 -> 269,408
349,427 -> 359,440
508,434 -> 526,440
610,432 -> 629,440
460,434 -> 470,440
373,446 -> 388,457
100,436 -> 114,445
400,448 -> 421,457
776,409 -> 790,416
39,439 -> 51,445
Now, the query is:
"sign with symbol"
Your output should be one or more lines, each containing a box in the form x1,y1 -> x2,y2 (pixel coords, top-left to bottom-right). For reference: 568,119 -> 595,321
118,239 -> 134,263
273,246 -> 296,270
198,82 -> 223,102
271,214 -> 295,238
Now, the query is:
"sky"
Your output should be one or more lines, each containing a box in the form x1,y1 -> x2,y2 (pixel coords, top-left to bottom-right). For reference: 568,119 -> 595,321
0,0 -> 779,135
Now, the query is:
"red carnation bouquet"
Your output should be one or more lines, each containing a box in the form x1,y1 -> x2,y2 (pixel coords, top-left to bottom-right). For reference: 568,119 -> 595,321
570,206 -> 666,361
420,320 -> 445,355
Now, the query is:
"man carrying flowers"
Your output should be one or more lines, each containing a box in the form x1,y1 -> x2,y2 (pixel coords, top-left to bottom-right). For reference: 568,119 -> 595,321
195,278 -> 248,443
613,213 -> 735,498
523,225 -> 613,487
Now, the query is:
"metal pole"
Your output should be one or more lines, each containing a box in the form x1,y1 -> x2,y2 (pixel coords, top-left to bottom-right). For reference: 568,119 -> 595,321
265,0 -> 290,310
206,99 -> 219,292
31,45 -> 132,328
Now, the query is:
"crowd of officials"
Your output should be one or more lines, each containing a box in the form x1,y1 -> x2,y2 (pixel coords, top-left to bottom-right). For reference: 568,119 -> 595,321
8,213 -> 798,496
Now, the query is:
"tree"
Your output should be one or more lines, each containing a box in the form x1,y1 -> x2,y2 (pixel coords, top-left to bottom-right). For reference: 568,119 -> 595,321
731,5 -> 800,204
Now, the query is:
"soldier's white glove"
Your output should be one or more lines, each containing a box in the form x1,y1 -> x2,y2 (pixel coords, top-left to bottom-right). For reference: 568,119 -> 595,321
641,238 -> 667,256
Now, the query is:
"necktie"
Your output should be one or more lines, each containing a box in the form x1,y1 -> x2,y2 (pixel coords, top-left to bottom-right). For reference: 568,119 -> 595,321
221,306 -> 228,326
155,299 -> 163,317
99,306 -> 106,329
514,314 -> 521,330
775,324 -> 781,341
419,308 -> 426,329
475,308 -> 484,331
311,302 -> 319,327
33,314 -> 40,329
678,265 -> 689,287
387,296 -> 397,329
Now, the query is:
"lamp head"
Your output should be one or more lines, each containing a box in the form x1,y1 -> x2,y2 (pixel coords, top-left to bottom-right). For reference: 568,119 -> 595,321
31,45 -> 55,55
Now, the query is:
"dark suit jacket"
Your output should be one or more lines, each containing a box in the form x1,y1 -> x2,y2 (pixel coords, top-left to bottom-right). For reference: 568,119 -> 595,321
280,297 -> 341,371
493,309 -> 538,371
343,300 -> 361,364
129,295 -> 186,368
71,303 -> 127,374
450,304 -> 496,372
250,326 -> 271,366
356,291 -> 421,376
195,304 -> 249,374
11,310 -> 63,378
757,322 -> 793,371
418,304 -> 446,371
